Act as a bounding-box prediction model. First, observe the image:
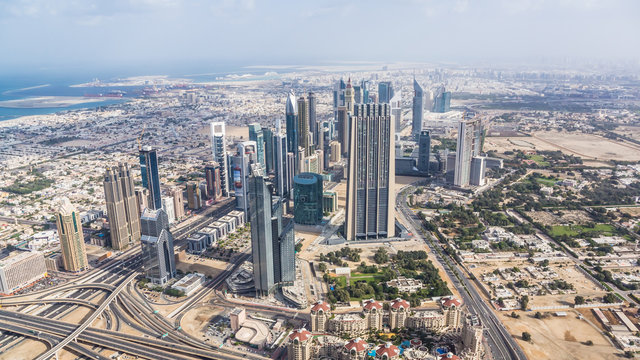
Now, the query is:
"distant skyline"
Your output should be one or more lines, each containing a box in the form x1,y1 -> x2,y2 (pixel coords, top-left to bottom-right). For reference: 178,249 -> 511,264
1,0 -> 639,74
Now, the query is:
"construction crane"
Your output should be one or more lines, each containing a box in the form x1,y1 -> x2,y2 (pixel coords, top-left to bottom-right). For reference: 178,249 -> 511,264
137,124 -> 146,151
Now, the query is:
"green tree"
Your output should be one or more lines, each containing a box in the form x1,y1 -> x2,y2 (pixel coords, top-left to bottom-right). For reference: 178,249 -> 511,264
318,262 -> 327,273
574,295 -> 585,305
520,295 -> 529,310
374,247 -> 389,264
522,332 -> 532,341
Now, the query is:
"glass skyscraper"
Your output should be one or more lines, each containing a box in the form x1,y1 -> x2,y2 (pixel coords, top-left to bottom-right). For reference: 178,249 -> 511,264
418,130 -> 431,174
411,79 -> 424,138
293,172 -> 324,225
248,123 -> 265,170
140,208 -> 175,285
139,146 -> 162,210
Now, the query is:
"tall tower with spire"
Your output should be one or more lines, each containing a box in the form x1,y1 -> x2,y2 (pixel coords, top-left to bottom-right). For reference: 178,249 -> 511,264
285,91 -> 299,174
412,78 -> 424,138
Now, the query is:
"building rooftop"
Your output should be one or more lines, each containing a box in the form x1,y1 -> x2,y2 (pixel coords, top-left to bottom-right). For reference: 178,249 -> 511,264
289,328 -> 311,342
376,342 -> 400,358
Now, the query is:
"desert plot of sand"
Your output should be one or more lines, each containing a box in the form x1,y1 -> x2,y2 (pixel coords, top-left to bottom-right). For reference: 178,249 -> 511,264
500,310 -> 621,360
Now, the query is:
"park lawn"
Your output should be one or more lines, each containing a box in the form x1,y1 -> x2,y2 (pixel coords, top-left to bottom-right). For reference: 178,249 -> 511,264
534,177 -> 557,186
350,272 -> 386,284
550,224 -> 616,237
527,154 -> 550,167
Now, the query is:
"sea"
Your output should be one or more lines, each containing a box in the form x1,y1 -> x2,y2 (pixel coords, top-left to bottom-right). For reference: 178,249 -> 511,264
0,64 -> 294,122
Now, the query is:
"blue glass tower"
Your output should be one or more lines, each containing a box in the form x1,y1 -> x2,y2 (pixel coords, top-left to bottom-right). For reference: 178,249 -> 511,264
139,146 -> 162,210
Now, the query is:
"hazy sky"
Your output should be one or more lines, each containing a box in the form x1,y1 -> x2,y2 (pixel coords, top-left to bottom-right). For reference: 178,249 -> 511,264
1,0 -> 639,73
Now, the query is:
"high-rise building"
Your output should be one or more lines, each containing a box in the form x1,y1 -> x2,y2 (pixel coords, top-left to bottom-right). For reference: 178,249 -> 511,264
360,79 -> 370,104
248,165 -> 275,297
263,127 -> 274,173
321,126 -> 331,169
345,104 -> 395,241
104,164 -> 140,250
210,122 -> 230,197
186,181 -> 202,210
139,146 -> 162,210
232,141 -> 257,213
378,81 -> 394,104
329,141 -> 341,163
418,130 -> 431,174
135,188 -> 148,214
293,173 -> 324,225
55,198 -> 88,272
433,86 -> 451,113
390,90 -> 402,131
454,117 -> 481,187
412,79 -> 424,138
0,251 -> 47,295
205,162 -> 223,202
171,187 -> 185,221
161,196 -> 175,224
288,329 -> 313,360
297,96 -> 310,157
308,92 -> 318,148
248,123 -> 265,169
274,119 -> 290,198
249,165 -> 295,297
140,208 -> 176,285
332,79 -> 346,122
285,91 -> 299,173
470,156 -> 486,186
337,107 -> 348,158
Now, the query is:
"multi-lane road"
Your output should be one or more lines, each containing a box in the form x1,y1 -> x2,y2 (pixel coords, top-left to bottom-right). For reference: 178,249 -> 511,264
396,184 -> 527,360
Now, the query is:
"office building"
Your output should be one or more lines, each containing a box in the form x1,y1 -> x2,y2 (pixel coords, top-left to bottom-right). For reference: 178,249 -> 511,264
162,196 -> 175,224
390,90 -> 402,131
323,191 -> 338,213
248,123 -> 266,169
329,141 -> 341,163
139,146 -> 162,210
0,251 -> 47,295
274,119 -> 290,198
140,208 -> 176,285
308,92 -> 318,147
232,141 -> 257,213
321,127 -> 331,169
263,127 -> 274,173
186,181 -> 202,210
470,157 -> 486,186
378,81 -> 394,104
248,165 -> 295,297
433,86 -> 451,113
103,164 -> 142,249
210,122 -> 230,197
454,118 -> 481,187
205,162 -> 223,202
345,104 -> 395,241
285,91 -> 299,173
360,79 -> 370,104
338,78 -> 356,158
171,187 -> 185,221
293,173 -> 324,225
332,79 -> 346,122
412,79 -> 424,138
418,130 -> 431,174
297,96 -> 310,157
55,198 -> 88,272
135,188 -> 148,214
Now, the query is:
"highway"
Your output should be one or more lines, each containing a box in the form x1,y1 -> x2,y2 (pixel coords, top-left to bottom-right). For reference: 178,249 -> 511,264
396,184 -> 528,360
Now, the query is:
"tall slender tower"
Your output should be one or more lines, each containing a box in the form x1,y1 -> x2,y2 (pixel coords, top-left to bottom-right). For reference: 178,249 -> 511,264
378,81 -> 394,104
139,146 -> 162,210
418,130 -> 431,174
274,119 -> 289,198
454,116 -> 482,187
297,96 -> 310,157
248,123 -> 265,170
248,165 -> 275,297
412,78 -> 424,138
55,198 -> 88,272
308,92 -> 317,148
210,122 -> 230,197
140,208 -> 175,285
345,104 -> 395,241
263,127 -> 274,173
285,91 -> 299,173
104,167 -> 129,250
118,163 -> 141,244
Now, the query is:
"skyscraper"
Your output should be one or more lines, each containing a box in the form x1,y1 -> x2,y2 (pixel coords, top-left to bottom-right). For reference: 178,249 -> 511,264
378,81 -> 394,104
139,146 -> 162,210
285,90 -> 299,173
55,198 -> 88,272
248,165 -> 295,298
118,163 -> 141,243
308,92 -> 318,148
345,104 -> 395,241
140,208 -> 176,285
204,162 -> 223,202
293,173 -> 324,225
171,187 -> 185,221
186,182 -> 202,210
274,119 -> 290,198
263,127 -> 274,173
248,165 -> 275,297
360,79 -> 370,104
104,164 -> 140,250
248,123 -> 265,169
338,78 -> 356,158
332,79 -> 346,122
210,122 -> 230,197
454,117 -> 481,187
162,196 -> 176,224
232,141 -> 257,213
470,157 -> 486,186
433,86 -> 452,113
412,79 -> 424,138
297,96 -> 310,157
418,130 -> 431,174
135,188 -> 148,214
